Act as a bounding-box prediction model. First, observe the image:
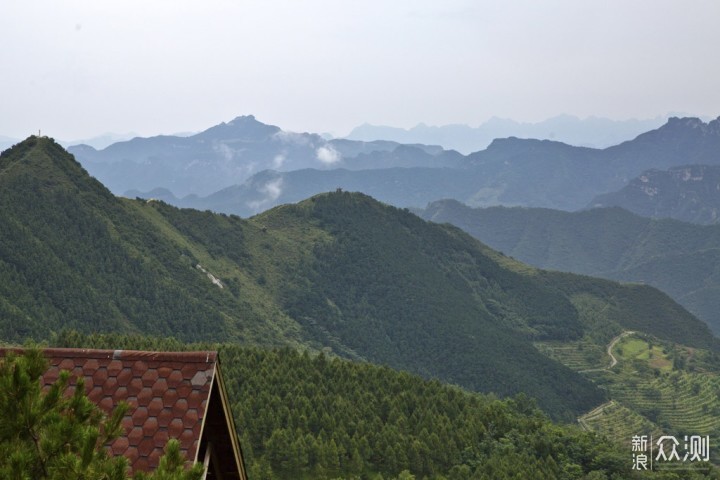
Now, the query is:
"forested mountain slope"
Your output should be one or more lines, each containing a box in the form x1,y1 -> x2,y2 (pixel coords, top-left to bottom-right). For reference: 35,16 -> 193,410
420,200 -> 720,334
2,137 -> 716,420
0,137 -> 302,346
51,331 -> 719,480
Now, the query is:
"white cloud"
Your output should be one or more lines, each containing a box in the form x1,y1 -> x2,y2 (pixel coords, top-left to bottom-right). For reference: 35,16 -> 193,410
262,177 -> 283,201
316,145 -> 341,165
274,130 -> 311,146
246,177 -> 284,211
272,153 -> 286,169
213,142 -> 235,162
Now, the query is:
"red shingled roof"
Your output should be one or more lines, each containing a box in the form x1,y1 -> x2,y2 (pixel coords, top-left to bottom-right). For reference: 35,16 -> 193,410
1,347 -> 247,478
42,348 -> 217,473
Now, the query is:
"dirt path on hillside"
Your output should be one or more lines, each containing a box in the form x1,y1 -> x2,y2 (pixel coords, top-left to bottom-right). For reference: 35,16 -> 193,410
606,330 -> 635,368
578,400 -> 616,431
579,330 -> 635,373
577,331 -> 636,429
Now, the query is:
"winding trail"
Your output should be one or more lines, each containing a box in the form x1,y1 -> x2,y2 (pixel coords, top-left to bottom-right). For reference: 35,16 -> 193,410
578,330 -> 635,373
578,400 -> 616,431
606,330 -> 636,368
577,330 -> 635,429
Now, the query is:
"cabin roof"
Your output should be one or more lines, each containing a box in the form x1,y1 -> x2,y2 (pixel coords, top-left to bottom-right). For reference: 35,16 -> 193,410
0,347 -> 246,478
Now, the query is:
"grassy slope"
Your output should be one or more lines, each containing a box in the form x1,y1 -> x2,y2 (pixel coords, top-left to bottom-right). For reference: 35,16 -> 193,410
578,333 -> 720,454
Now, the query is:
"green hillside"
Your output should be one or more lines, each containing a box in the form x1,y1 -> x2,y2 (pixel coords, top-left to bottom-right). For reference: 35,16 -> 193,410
51,331 -> 719,480
420,199 -> 720,334
0,137 -> 302,346
1,137 -> 716,421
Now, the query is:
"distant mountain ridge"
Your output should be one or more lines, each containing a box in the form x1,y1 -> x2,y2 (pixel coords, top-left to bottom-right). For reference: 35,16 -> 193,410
419,199 -> 720,334
463,116 -> 720,210
589,164 -> 720,224
346,114 -> 669,153
69,115 -> 452,198
129,167 -> 477,217
68,114 -> 720,216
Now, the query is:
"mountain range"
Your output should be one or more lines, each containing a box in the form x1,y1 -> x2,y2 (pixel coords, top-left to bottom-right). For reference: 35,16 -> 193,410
3,137 -> 718,421
2,113 -> 669,157
69,115 -> 458,198
420,200 -> 720,334
589,164 -> 720,224
66,115 -> 720,217
346,114 -> 669,153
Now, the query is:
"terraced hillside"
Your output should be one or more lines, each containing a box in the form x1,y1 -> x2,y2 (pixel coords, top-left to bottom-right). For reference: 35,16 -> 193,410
578,401 -> 662,441
597,335 -> 720,435
534,340 -> 609,372
552,329 -> 720,451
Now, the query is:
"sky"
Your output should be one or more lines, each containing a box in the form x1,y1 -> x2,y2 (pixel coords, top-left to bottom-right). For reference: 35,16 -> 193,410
1,0 -> 720,141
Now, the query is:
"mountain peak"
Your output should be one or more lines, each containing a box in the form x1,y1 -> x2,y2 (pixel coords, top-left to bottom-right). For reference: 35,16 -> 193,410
227,114 -> 257,125
2,134 -> 55,152
1,135 -> 68,170
666,116 -> 704,128
0,135 -> 112,199
484,136 -> 570,152
662,116 -> 720,135
625,115 -> 720,148
195,115 -> 281,141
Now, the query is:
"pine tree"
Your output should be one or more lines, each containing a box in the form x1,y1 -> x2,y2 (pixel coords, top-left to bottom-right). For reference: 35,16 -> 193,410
133,441 -> 205,480
349,447 -> 363,473
0,348 -> 204,480
0,348 -> 128,480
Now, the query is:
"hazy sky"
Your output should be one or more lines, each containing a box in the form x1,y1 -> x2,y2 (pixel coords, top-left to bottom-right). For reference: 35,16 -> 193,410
2,0 -> 719,140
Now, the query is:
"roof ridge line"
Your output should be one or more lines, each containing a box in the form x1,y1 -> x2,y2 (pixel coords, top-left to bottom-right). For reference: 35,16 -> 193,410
0,347 -> 217,364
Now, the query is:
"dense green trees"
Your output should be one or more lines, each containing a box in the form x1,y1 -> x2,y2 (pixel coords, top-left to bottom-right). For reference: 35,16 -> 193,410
273,192 -> 603,419
52,332 -> 720,479
419,200 -> 720,338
